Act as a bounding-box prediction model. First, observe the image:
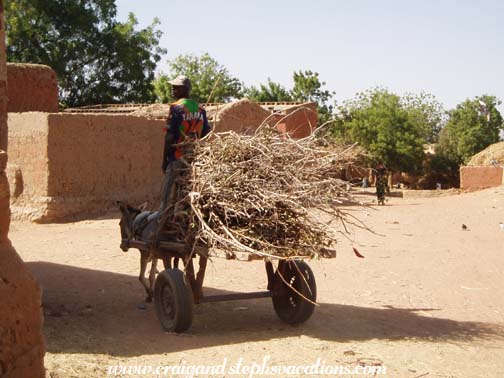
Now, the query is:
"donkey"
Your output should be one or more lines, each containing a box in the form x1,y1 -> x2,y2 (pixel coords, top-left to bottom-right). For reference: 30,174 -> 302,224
118,201 -> 173,302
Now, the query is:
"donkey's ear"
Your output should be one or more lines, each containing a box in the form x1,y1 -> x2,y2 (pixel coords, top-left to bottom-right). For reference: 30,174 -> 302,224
138,201 -> 148,211
117,201 -> 126,211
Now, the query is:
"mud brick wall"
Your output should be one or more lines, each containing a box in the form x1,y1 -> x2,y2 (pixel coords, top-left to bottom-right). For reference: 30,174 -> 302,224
0,4 -> 46,377
213,99 -> 271,134
8,112 -> 165,221
0,5 -> 6,151
7,102 -> 318,222
45,113 -> 164,211
8,113 -> 49,219
0,230 -> 45,378
7,63 -> 59,113
460,166 -> 504,190
283,103 -> 318,139
273,103 -> 318,139
213,100 -> 317,138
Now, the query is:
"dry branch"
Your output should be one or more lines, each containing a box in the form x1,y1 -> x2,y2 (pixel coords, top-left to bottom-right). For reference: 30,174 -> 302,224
162,125 -> 366,260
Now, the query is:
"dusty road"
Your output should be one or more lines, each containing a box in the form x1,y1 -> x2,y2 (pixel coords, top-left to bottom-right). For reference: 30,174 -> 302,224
9,187 -> 504,378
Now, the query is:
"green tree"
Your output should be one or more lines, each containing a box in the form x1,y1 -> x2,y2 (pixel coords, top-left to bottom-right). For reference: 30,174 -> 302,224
333,88 -> 426,174
245,79 -> 292,102
437,95 -> 503,164
5,0 -> 165,107
401,92 -> 446,143
153,74 -> 171,104
291,70 -> 334,124
245,70 -> 334,124
154,53 -> 242,104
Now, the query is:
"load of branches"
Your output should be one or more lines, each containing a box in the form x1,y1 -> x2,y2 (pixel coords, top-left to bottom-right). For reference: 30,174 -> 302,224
168,126 -> 365,260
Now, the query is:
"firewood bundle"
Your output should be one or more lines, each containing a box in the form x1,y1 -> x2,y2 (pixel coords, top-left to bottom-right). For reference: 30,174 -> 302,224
169,127 -> 365,259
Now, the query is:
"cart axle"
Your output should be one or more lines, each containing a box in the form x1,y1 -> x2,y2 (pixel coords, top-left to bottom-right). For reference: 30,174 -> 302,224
199,291 -> 272,303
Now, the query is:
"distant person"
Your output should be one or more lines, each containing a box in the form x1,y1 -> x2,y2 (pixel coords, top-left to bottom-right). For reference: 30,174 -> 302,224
160,76 -> 211,210
374,163 -> 388,205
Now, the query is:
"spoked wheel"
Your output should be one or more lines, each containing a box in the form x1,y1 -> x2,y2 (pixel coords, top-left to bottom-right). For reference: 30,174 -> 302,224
272,260 -> 317,324
154,269 -> 193,333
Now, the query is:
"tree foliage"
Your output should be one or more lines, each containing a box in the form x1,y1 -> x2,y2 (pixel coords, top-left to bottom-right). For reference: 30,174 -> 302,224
291,70 -> 334,124
245,70 -> 334,124
401,92 -> 446,143
437,95 -> 503,164
245,79 -> 292,102
291,71 -> 332,104
5,0 -> 165,107
154,53 -> 242,104
153,74 -> 171,104
332,88 -> 427,174
422,153 -> 461,189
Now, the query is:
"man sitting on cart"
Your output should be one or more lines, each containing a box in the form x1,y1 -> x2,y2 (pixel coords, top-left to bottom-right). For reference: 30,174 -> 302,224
160,75 -> 211,210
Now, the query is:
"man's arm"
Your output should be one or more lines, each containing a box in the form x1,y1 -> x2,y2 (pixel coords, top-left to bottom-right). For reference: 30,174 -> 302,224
162,128 -> 175,172
162,106 -> 180,171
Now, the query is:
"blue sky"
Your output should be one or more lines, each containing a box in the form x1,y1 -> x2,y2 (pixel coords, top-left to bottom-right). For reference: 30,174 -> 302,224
115,0 -> 504,111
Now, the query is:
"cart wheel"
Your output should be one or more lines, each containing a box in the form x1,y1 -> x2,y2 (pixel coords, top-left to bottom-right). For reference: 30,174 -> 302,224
154,269 -> 193,333
272,260 -> 317,324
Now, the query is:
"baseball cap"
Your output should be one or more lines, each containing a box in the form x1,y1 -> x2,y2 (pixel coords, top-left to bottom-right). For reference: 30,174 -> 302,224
168,75 -> 191,90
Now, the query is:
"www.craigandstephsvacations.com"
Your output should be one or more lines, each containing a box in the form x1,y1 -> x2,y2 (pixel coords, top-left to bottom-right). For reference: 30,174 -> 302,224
107,355 -> 387,378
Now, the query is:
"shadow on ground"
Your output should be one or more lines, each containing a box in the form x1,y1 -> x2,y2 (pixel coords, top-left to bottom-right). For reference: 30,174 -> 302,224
27,262 -> 504,357
34,209 -> 126,224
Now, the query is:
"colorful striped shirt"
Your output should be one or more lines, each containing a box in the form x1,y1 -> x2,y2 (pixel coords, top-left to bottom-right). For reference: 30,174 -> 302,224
165,98 -> 211,161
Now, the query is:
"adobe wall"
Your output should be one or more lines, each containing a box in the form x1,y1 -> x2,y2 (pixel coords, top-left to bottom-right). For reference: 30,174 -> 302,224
46,113 -> 165,214
0,4 -> 46,378
213,99 -> 271,134
212,101 -> 317,138
390,171 -> 420,188
7,100 -> 318,222
0,4 -> 6,151
7,63 -> 59,113
0,5 -> 9,234
0,234 -> 45,378
7,113 -> 165,221
460,166 -> 504,190
8,113 -> 49,220
130,100 -> 318,139
283,103 -> 317,138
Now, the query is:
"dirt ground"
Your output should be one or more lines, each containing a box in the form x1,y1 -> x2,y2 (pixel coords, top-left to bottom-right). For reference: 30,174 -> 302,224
9,187 -> 504,378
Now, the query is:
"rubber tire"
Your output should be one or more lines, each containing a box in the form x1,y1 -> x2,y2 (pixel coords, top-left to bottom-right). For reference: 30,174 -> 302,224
154,269 -> 194,333
272,260 -> 317,324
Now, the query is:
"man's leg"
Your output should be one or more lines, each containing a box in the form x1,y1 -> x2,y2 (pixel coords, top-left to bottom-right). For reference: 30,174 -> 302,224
159,163 -> 175,212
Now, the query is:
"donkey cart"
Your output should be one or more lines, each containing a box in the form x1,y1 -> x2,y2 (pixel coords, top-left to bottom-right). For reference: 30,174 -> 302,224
118,146 -> 335,333
120,229 -> 322,333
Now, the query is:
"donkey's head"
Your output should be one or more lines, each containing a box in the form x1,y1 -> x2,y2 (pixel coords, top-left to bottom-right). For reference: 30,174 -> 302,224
117,201 -> 142,240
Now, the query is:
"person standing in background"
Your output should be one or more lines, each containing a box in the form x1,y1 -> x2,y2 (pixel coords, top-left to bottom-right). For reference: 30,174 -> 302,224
374,163 -> 388,205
